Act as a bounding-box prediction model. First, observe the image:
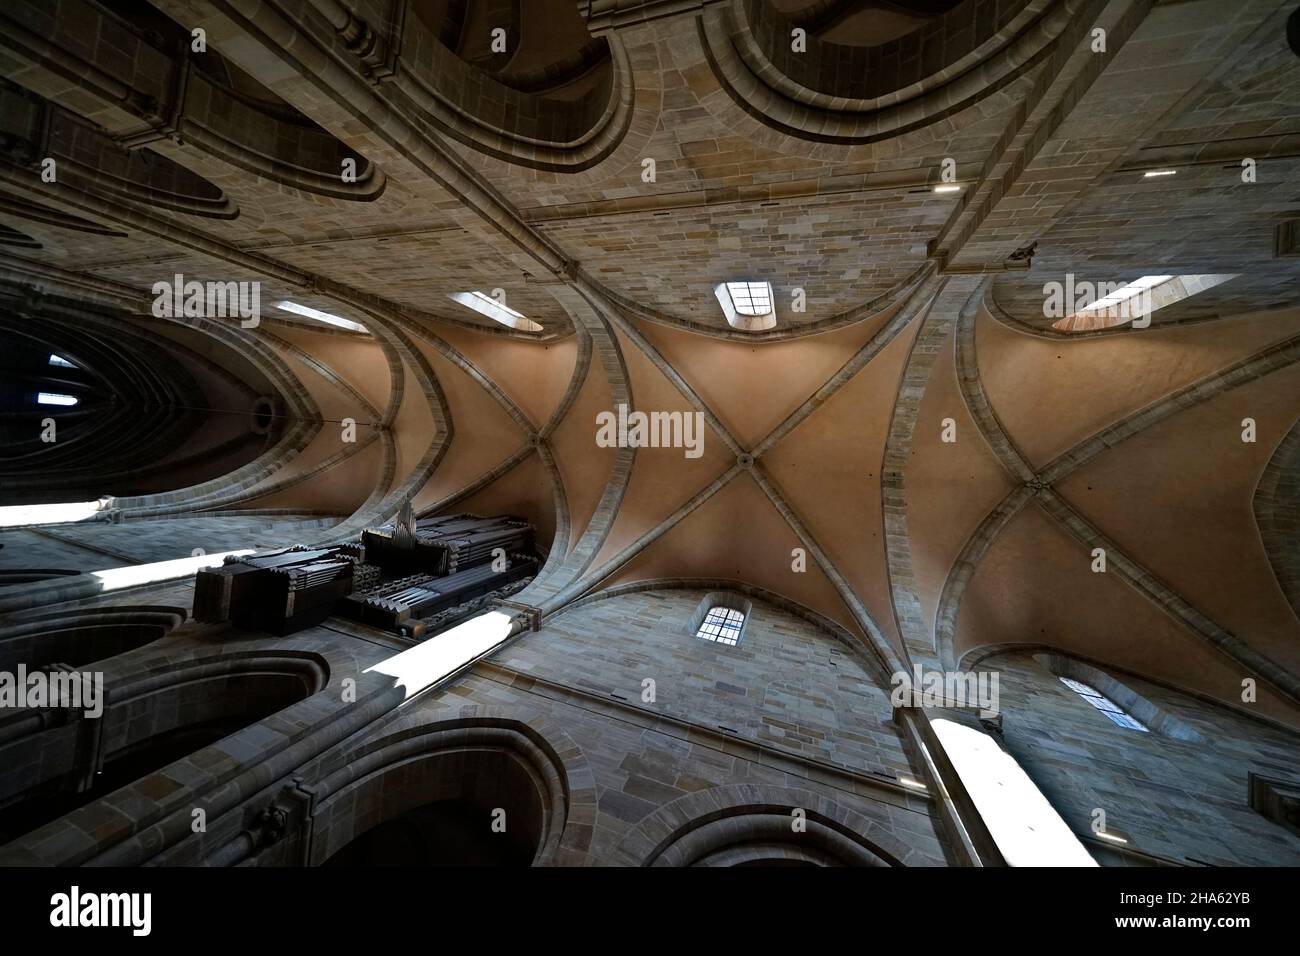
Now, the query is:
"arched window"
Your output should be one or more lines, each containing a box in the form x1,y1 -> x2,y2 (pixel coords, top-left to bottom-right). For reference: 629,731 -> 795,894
1059,676 -> 1148,732
695,605 -> 746,646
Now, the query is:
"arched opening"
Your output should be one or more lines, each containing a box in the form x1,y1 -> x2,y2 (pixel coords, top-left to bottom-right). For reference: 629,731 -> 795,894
396,0 -> 622,170
616,788 -> 903,867
0,606 -> 184,671
0,713 -> 261,845
305,722 -> 569,867
320,746 -> 547,867
0,658 -> 323,846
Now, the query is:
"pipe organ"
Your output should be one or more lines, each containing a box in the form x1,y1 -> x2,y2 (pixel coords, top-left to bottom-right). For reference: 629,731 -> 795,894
192,513 -> 537,638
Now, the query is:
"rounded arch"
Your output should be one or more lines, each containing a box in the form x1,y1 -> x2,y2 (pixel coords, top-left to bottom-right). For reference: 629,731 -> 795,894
0,604 -> 186,671
302,714 -> 595,866
0,651 -> 328,849
99,651 -> 330,760
701,0 -> 1077,151
613,785 -> 904,866
392,1 -> 632,172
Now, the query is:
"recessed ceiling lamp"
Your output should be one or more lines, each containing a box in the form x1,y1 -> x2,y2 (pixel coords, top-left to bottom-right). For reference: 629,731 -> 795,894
37,392 -> 78,406
448,291 -> 543,332
714,280 -> 777,331
933,184 -> 962,193
1142,169 -> 1177,178
276,300 -> 368,332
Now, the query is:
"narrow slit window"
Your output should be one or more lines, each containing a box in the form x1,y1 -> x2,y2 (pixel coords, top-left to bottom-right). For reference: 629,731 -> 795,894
695,606 -> 745,646
1059,677 -> 1148,731
48,354 -> 76,368
448,291 -> 543,332
37,392 -> 78,406
275,301 -> 368,332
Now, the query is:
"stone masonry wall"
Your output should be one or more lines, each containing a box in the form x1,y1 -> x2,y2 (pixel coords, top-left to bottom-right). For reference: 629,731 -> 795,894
991,650 -> 1300,866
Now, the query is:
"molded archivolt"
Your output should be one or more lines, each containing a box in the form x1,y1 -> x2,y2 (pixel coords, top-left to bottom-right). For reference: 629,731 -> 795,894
0,606 -> 186,672
50,113 -> 241,219
0,79 -> 237,219
177,63 -> 386,203
0,223 -> 40,249
704,0 -> 1076,146
0,0 -> 383,205
0,194 -> 129,238
614,785 -> 905,866
0,652 -> 328,852
392,1 -> 632,171
298,718 -> 586,866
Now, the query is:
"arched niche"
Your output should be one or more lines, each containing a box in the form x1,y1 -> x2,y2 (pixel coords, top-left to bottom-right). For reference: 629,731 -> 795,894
0,605 -> 185,672
0,653 -> 327,846
615,785 -> 905,867
305,720 -> 572,866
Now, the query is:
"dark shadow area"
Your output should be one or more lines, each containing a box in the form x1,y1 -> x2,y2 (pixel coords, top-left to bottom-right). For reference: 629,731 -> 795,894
323,798 -> 536,867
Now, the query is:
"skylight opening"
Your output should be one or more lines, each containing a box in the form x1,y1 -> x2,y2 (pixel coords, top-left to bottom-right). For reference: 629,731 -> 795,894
448,291 -> 543,332
1075,275 -> 1173,315
714,280 -> 777,331
37,392 -> 78,406
48,353 -> 76,368
1052,273 -> 1238,333
276,301 -> 368,333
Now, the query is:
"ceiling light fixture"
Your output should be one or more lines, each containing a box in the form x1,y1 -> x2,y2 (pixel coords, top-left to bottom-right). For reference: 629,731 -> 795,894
933,184 -> 962,193
448,291 -> 543,332
1142,169 -> 1177,178
48,353 -> 76,368
276,300 -> 368,332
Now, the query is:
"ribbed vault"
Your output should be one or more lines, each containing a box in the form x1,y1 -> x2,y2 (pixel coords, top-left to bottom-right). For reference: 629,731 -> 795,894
2,0 -> 1298,740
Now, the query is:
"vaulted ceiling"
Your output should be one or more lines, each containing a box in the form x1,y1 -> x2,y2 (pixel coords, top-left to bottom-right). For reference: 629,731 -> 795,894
3,0 -> 1299,727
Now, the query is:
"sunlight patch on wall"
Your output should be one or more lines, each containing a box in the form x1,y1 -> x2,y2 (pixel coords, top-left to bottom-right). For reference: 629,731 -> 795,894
365,610 -> 515,701
933,717 -> 1098,866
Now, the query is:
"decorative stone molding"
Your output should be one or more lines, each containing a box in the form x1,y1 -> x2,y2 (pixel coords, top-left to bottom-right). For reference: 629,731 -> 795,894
582,0 -> 730,36
701,0 -> 1080,146
612,784 -> 921,866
